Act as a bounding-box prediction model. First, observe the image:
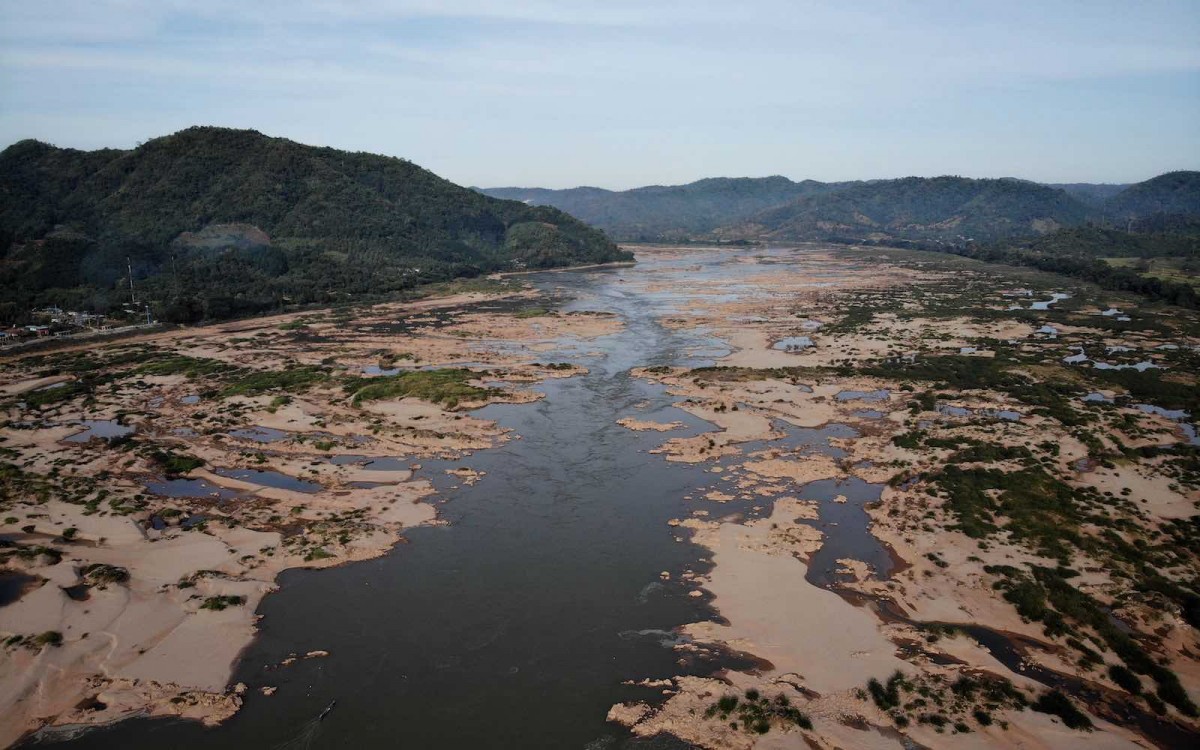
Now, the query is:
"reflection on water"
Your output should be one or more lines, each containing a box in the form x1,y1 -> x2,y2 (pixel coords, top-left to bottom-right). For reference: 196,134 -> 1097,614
795,477 -> 892,586
328,455 -> 411,471
64,420 -> 134,443
835,389 -> 889,402
144,478 -> 243,501
213,469 -> 321,494
226,426 -> 291,443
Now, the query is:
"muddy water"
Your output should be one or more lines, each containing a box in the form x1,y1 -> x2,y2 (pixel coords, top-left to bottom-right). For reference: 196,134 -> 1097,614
63,420 -> 133,443
48,249 -> 874,750
797,477 -> 892,586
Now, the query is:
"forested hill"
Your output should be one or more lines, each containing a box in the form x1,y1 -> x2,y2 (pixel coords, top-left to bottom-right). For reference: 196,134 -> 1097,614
480,176 -> 854,241
1045,182 -> 1130,206
1104,171 -> 1200,220
483,172 -> 1200,245
737,176 -> 1094,242
0,127 -> 628,323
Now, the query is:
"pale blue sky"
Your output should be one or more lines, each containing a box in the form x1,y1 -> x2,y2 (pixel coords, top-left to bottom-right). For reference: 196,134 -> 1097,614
1,1 -> 1197,188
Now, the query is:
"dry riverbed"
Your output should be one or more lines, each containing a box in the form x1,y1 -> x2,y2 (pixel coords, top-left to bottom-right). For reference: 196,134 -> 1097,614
3,246 -> 1199,749
608,245 -> 1200,749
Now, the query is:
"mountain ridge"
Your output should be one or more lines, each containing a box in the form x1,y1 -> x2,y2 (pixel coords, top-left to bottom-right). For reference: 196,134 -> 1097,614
0,127 -> 629,322
482,176 -> 854,240
479,172 -> 1200,244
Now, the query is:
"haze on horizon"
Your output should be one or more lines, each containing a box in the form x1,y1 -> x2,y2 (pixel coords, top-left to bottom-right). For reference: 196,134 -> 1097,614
0,0 -> 1197,190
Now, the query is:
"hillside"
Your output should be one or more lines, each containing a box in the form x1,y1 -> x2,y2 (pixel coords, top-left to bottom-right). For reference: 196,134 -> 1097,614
480,177 -> 851,240
0,127 -> 628,323
734,176 -> 1095,243
483,174 -> 1199,245
1104,170 -> 1200,220
1019,221 -> 1200,259
1046,182 -> 1130,206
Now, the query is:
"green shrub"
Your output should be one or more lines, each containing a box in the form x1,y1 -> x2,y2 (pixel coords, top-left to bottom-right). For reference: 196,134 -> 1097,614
200,595 -> 246,611
1031,691 -> 1092,730
34,631 -> 63,647
1108,664 -> 1142,694
149,450 -> 203,476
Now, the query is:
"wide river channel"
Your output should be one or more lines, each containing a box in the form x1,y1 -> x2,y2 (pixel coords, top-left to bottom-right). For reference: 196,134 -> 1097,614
50,249 -> 877,749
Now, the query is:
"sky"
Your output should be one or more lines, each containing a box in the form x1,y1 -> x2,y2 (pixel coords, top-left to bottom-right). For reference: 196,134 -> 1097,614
0,1 -> 1197,189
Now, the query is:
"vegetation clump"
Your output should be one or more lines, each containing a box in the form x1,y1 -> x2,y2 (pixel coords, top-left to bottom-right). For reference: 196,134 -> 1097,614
987,565 -> 1196,716
864,671 -> 1028,732
81,563 -> 129,584
34,631 -> 63,648
704,689 -> 812,734
219,366 -> 329,398
346,368 -> 496,408
136,356 -> 234,379
1031,690 -> 1093,730
149,449 -> 204,476
199,595 -> 246,611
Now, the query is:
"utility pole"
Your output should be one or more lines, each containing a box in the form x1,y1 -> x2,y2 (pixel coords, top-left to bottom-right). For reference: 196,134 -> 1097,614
127,257 -> 136,304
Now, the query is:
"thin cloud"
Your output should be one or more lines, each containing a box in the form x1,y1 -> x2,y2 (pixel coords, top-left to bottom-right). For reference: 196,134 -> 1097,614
0,1 -> 1196,186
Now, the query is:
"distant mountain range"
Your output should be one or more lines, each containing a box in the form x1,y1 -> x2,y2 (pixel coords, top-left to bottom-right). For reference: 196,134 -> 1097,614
480,171 -> 1200,244
0,127 -> 628,322
482,177 -> 852,241
3,126 -> 1195,324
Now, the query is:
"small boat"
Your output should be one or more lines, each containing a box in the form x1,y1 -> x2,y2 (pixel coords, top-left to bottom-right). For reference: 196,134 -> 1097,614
318,700 -> 336,721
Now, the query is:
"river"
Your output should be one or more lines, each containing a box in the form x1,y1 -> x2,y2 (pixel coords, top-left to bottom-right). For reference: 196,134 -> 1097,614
49,250 -> 812,749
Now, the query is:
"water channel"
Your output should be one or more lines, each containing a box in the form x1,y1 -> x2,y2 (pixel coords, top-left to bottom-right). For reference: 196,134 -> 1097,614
48,250 -> 884,749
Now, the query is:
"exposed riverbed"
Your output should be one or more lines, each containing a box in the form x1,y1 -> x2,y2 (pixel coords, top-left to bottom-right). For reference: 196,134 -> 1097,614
46,251 -> 825,749
26,246 -> 1199,749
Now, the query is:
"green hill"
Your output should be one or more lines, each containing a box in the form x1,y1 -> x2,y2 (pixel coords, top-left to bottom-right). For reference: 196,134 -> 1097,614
480,176 -> 851,241
1046,182 -> 1130,206
0,127 -> 628,323
735,176 -> 1095,242
484,174 -> 1200,244
1104,171 -> 1200,220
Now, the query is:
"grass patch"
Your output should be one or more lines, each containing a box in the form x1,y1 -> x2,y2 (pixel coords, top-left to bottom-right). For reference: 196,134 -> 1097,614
33,631 -> 63,647
220,366 -> 329,398
136,355 -> 234,379
345,368 -> 496,409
